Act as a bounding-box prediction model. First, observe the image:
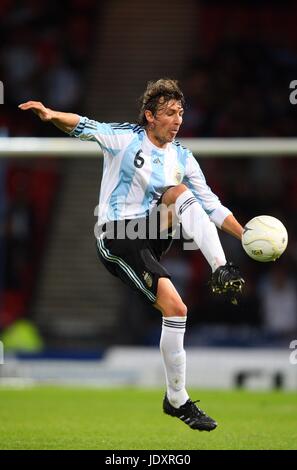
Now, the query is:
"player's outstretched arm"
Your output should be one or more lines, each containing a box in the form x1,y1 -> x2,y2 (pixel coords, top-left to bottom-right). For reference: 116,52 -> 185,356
221,214 -> 244,240
18,101 -> 80,134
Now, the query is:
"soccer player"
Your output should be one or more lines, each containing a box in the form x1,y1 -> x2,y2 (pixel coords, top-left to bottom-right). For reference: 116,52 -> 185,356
19,79 -> 244,432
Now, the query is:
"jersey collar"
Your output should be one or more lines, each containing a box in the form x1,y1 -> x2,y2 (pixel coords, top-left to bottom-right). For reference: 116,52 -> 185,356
143,130 -> 170,153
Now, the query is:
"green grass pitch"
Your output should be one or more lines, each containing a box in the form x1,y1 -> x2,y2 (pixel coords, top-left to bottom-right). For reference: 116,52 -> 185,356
0,386 -> 296,450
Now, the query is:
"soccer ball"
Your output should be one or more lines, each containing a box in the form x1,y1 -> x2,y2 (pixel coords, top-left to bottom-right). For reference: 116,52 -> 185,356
241,215 -> 288,262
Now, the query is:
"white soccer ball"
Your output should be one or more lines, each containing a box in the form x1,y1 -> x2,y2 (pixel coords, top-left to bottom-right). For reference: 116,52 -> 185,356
241,215 -> 288,262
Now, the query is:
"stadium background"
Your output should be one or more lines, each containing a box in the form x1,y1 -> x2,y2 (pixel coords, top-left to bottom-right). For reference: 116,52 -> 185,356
0,0 -> 297,450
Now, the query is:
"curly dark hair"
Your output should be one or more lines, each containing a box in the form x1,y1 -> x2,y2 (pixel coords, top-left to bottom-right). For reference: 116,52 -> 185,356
138,78 -> 185,127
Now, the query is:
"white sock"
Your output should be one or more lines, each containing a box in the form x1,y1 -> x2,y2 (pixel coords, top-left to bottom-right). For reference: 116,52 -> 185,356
199,220 -> 226,272
175,189 -> 226,272
160,316 -> 189,408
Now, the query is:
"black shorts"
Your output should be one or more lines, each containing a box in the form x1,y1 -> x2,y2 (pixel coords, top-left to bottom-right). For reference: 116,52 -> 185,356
95,204 -> 174,305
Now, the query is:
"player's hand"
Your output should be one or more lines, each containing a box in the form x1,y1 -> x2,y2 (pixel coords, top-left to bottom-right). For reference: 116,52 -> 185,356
18,101 -> 53,122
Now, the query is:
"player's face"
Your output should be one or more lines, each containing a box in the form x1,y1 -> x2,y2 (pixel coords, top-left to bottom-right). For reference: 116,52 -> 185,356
146,99 -> 184,148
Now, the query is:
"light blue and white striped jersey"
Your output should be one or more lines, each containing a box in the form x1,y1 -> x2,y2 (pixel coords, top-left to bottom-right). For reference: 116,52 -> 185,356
70,116 -> 231,227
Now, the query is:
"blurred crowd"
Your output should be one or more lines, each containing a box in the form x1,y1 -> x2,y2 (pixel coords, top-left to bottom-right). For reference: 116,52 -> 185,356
0,0 -> 97,330
180,39 -> 297,138
179,2 -> 297,138
0,0 -> 97,137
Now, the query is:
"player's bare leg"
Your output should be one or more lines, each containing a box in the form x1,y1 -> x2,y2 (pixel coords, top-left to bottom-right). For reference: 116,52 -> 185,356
154,277 -> 186,318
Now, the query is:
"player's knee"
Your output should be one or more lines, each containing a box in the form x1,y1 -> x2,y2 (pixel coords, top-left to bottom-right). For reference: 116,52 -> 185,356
174,183 -> 188,195
175,302 -> 188,317
163,300 -> 187,318
162,184 -> 188,205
